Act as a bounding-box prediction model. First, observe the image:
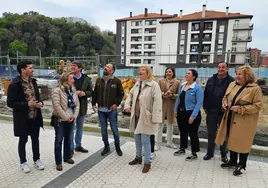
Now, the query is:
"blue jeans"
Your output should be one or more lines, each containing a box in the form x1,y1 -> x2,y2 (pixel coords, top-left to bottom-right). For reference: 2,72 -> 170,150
71,115 -> 85,150
98,110 -> 120,147
134,116 -> 151,163
54,121 -> 73,165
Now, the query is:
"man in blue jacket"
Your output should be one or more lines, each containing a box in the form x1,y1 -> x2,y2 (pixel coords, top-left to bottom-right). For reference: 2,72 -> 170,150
203,62 -> 234,162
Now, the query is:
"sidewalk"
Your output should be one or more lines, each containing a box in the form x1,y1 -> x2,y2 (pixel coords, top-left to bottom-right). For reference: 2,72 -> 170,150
1,120 -> 268,188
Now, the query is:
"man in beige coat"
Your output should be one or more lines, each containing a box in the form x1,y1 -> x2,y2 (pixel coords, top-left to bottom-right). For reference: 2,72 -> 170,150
215,66 -> 262,176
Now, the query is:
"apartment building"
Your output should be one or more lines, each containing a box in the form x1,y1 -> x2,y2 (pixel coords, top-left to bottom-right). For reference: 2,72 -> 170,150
115,5 -> 253,68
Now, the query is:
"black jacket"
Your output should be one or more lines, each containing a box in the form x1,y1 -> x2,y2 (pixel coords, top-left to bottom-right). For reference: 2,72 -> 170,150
7,76 -> 43,137
203,73 -> 234,111
92,76 -> 124,108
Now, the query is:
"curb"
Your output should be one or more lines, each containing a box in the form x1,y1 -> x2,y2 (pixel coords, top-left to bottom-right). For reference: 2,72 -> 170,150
1,114 -> 268,157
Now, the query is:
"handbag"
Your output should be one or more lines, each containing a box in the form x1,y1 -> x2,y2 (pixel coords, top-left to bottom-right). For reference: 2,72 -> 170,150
50,115 -> 59,127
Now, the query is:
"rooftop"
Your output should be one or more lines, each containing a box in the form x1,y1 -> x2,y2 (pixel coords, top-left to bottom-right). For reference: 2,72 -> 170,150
116,13 -> 174,21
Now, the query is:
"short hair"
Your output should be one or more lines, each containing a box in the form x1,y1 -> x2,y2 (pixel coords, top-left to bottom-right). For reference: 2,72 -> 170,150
17,61 -> 32,74
140,66 -> 154,81
164,67 -> 176,79
218,62 -> 229,68
236,66 -> 256,84
106,64 -> 116,73
189,69 -> 198,81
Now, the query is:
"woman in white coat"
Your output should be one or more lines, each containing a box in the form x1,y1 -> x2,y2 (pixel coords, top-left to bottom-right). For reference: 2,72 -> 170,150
124,66 -> 162,173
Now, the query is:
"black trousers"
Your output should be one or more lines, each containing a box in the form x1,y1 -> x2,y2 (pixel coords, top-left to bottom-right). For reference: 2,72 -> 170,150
18,118 -> 40,164
177,110 -> 201,153
206,110 -> 228,157
150,135 -> 155,153
230,150 -> 249,168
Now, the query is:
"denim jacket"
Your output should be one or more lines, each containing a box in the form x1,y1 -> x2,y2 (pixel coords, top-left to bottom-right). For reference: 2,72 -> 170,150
174,82 -> 204,118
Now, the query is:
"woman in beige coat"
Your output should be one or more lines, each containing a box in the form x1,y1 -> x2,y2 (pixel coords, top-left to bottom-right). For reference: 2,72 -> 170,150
215,66 -> 262,177
155,67 -> 180,150
124,66 -> 162,173
52,72 -> 80,171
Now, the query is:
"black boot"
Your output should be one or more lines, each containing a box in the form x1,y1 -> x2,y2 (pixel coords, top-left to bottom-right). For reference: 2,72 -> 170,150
115,144 -> 123,156
101,146 -> 110,156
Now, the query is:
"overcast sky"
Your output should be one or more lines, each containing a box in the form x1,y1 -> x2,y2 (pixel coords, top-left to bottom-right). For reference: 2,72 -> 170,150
0,0 -> 267,51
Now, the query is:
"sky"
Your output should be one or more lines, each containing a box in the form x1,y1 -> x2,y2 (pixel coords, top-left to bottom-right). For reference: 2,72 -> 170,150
0,0 -> 268,51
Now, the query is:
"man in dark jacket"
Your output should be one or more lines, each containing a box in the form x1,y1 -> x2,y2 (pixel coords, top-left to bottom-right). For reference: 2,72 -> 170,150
7,61 -> 45,173
203,62 -> 234,162
92,64 -> 124,156
70,60 -> 92,154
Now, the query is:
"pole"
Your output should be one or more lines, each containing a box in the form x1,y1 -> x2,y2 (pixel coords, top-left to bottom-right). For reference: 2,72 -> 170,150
96,53 -> 100,76
16,50 -> 19,64
7,55 -> 12,79
39,50 -> 42,68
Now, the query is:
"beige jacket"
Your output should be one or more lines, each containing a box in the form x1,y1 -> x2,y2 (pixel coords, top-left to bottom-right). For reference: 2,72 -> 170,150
215,81 -> 262,153
124,80 -> 162,135
158,78 -> 180,124
52,86 -> 80,121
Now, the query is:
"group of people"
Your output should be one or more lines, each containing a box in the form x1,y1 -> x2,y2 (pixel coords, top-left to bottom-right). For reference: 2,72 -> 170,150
7,60 -> 262,177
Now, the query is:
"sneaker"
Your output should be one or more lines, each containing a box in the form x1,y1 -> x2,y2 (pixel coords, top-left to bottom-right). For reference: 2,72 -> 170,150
185,154 -> 198,161
34,159 -> 45,170
166,143 -> 177,149
174,149 -> 185,156
20,162 -> 31,173
203,154 -> 214,161
221,161 -> 237,169
233,165 -> 246,177
154,143 -> 160,151
75,146 -> 88,153
101,147 -> 110,156
150,152 -> 156,162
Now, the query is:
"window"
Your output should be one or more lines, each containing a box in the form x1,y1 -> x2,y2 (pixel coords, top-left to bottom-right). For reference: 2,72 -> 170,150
204,22 -> 213,30
131,29 -> 142,34
181,23 -> 187,30
144,36 -> 156,41
131,44 -> 141,49
190,55 -> 198,63
130,59 -> 142,64
203,33 -> 212,41
219,33 -> 224,40
190,44 -> 199,52
219,25 -> 225,32
144,44 -> 155,49
131,36 -> 142,41
217,55 -> 224,63
145,20 -> 157,25
191,34 -> 199,42
218,44 -> 223,51
201,55 -> 210,63
191,23 -> 200,31
145,28 -> 156,33
202,44 -> 211,52
144,59 -> 155,64
231,55 -> 236,63
180,34 -> 185,40
131,21 -> 142,26
180,45 -> 184,54
121,59 -> 124,64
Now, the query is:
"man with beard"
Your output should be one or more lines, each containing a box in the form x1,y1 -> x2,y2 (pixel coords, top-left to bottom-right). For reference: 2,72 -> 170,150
92,64 -> 124,156
7,61 -> 45,173
203,62 -> 234,162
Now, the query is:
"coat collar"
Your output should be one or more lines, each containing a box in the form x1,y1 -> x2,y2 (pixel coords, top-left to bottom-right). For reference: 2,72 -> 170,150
13,75 -> 37,84
181,81 -> 196,89
136,80 -> 153,88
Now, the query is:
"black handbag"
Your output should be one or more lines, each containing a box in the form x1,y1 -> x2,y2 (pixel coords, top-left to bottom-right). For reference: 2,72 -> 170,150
50,115 -> 59,127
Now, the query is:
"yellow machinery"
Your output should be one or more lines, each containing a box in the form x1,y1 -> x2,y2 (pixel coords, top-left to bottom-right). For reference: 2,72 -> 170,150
121,78 -> 136,100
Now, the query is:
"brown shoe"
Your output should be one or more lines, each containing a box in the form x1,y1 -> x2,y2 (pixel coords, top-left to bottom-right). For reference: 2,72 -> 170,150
129,156 -> 142,165
75,146 -> 88,153
56,164 -> 63,171
64,158 -> 74,164
142,163 -> 151,173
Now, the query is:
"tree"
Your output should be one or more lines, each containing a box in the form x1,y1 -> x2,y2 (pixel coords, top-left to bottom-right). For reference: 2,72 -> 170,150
9,40 -> 28,56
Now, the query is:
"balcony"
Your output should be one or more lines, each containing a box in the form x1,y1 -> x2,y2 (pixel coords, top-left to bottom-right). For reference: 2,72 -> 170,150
191,38 -> 199,42
233,23 -> 254,30
231,47 -> 247,53
232,36 -> 252,42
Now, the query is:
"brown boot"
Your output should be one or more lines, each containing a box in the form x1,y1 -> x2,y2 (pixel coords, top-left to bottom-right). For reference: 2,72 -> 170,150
142,163 -> 151,173
56,164 -> 63,171
129,156 -> 142,165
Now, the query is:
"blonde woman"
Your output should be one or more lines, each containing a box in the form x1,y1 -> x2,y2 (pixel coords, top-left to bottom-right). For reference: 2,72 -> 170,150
124,66 -> 162,173
216,66 -> 262,176
52,72 -> 80,171
155,67 -> 180,150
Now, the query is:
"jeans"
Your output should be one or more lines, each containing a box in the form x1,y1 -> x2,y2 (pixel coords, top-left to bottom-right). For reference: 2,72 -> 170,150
230,150 -> 249,168
134,116 -> 151,163
150,135 -> 155,153
206,110 -> 228,157
18,118 -> 40,164
177,110 -> 201,153
98,110 -> 120,148
54,121 -> 74,165
71,115 -> 85,150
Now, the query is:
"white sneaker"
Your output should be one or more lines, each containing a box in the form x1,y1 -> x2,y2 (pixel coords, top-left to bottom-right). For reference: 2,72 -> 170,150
150,152 -> 156,162
34,159 -> 45,170
20,162 -> 31,173
166,143 -> 177,149
154,143 -> 160,151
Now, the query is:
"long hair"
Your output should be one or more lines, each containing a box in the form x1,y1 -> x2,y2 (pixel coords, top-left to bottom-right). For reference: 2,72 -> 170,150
140,66 -> 154,81
164,67 -> 176,79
